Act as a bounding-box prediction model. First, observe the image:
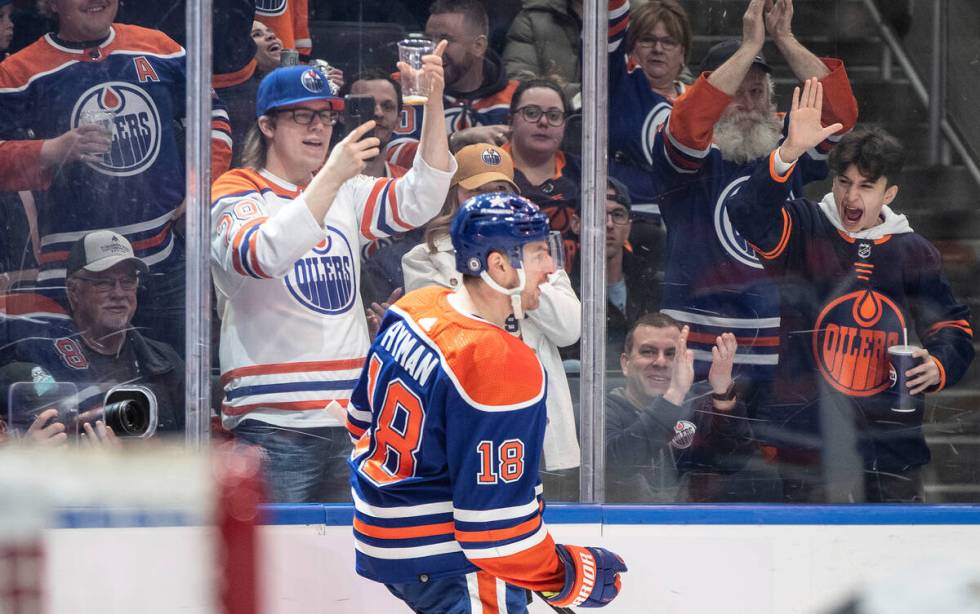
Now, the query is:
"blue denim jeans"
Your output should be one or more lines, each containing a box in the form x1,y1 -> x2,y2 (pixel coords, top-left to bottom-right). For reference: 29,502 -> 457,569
232,420 -> 352,503
386,571 -> 530,614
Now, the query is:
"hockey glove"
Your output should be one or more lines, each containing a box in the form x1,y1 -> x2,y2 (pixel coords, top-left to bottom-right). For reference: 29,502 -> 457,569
546,544 -> 627,608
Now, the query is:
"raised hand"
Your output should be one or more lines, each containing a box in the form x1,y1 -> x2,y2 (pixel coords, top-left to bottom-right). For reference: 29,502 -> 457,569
708,332 -> 738,396
742,0 -> 772,53
765,0 -> 795,43
366,287 -> 403,339
664,325 -> 694,406
318,119 -> 381,184
396,39 -> 449,107
780,77 -> 844,162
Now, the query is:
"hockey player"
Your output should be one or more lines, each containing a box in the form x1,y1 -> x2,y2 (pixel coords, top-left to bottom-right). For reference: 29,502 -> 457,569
211,46 -> 455,502
348,193 -> 627,611
727,78 -> 975,502
651,0 -> 858,385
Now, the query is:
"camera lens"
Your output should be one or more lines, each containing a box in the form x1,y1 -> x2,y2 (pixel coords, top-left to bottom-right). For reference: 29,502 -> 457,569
103,399 -> 149,436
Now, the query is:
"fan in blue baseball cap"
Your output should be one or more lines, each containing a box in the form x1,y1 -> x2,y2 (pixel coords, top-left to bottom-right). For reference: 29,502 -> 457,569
209,42 -> 456,504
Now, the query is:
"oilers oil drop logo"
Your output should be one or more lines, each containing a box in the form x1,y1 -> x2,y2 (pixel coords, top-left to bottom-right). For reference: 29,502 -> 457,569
284,225 -> 357,315
72,82 -> 161,177
813,289 -> 905,396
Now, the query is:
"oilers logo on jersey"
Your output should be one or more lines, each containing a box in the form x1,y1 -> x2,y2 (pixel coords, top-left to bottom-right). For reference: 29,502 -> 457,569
255,0 -> 288,16
284,225 -> 357,315
71,82 -> 161,177
714,177 -> 763,269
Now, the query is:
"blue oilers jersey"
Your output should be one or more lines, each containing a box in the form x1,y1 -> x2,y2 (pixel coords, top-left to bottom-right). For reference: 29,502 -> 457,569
347,287 -> 566,592
728,154 -> 974,469
652,65 -> 858,382
0,24 -> 232,286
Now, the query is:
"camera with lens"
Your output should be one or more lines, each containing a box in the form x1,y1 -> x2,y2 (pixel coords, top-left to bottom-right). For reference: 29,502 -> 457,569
101,386 -> 158,439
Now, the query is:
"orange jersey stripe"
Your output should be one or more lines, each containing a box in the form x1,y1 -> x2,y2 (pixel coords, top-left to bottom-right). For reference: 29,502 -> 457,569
456,514 -> 542,544
476,572 -> 501,613
925,320 -> 974,338
353,518 -> 454,540
686,331 -> 781,348
359,178 -> 388,241
213,59 -> 256,89
768,150 -> 796,183
470,535 -> 565,593
221,358 -> 366,385
750,208 -> 793,260
0,292 -> 68,316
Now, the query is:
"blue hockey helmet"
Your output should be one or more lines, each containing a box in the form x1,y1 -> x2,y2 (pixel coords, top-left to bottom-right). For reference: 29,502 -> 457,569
450,192 -> 551,276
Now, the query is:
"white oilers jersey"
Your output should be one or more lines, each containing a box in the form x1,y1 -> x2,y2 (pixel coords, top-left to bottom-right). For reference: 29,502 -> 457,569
210,154 -> 454,429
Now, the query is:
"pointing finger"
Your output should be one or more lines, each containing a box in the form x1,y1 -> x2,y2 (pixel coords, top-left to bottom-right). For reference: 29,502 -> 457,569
433,39 -> 448,58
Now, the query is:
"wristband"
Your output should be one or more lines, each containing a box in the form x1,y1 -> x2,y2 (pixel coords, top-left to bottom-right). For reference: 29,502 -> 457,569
711,382 -> 736,402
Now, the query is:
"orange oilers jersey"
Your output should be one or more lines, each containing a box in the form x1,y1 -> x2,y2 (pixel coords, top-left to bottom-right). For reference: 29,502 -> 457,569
347,287 -> 566,591
210,153 -> 453,430
255,0 -> 311,55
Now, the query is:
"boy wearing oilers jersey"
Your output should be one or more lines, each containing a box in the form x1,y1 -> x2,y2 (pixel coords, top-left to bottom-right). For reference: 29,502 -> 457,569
0,0 -> 232,353
651,0 -> 857,389
347,193 -> 627,612
728,78 -> 975,502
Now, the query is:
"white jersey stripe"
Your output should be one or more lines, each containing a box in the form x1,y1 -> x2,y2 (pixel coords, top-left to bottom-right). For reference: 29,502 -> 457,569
466,573 -> 483,614
692,349 -> 779,365
661,309 -> 781,329
463,524 -> 549,559
496,576 -> 509,614
454,498 -> 538,523
354,537 -> 461,560
41,208 -> 177,246
352,490 -> 454,518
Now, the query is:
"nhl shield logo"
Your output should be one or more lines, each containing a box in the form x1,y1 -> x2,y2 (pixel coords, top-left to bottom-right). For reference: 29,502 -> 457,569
72,82 -> 162,177
670,420 -> 697,449
255,0 -> 287,16
481,147 -> 502,166
858,242 -> 872,259
300,69 -> 325,94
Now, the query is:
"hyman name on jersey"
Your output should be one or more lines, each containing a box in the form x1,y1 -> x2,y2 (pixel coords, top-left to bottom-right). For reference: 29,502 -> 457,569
378,320 -> 439,387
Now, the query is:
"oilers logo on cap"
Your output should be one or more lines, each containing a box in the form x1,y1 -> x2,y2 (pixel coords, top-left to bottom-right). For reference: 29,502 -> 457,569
300,68 -> 325,94
71,82 -> 161,177
284,225 -> 357,315
481,147 -> 502,166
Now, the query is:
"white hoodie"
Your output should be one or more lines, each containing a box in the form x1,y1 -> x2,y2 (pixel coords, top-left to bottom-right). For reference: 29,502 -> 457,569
817,192 -> 913,240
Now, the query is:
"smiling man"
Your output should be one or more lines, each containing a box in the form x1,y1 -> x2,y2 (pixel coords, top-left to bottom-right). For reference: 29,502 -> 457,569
605,313 -> 754,503
728,79 -> 975,502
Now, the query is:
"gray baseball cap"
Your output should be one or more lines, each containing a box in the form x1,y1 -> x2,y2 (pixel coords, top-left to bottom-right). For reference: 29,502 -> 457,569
66,230 -> 148,277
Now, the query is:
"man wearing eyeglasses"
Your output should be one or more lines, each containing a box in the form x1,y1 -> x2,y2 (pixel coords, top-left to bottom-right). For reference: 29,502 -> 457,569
564,177 -> 662,365
1,230 -> 185,435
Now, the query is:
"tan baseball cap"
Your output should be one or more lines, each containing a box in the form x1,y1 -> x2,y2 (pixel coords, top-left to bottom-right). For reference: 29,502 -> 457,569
452,143 -> 519,192
66,230 -> 148,276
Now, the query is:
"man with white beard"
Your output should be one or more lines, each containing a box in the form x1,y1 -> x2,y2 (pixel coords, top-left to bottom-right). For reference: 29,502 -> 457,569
649,0 -> 857,404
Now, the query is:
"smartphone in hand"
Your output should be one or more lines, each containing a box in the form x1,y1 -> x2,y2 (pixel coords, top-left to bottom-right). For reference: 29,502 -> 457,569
343,94 -> 376,140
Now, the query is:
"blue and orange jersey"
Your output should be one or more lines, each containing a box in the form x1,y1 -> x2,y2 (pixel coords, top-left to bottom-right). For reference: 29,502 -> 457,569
210,154 -> 453,430
0,24 -> 232,286
347,287 -> 566,592
606,0 -> 684,216
651,59 -> 858,382
728,154 -> 974,470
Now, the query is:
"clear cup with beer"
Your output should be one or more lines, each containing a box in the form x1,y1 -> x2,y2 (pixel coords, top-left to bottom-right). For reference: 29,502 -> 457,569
397,38 -> 435,105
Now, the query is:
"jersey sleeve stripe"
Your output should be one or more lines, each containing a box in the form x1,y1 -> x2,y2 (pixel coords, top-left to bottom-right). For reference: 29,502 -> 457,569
224,379 -> 360,400
769,151 -> 797,183
230,217 -> 265,278
461,524 -> 550,559
354,518 -> 455,540
246,222 -> 270,278
221,399 -> 347,416
353,538 -> 461,560
352,490 -> 454,518
454,499 -> 539,523
925,320 -> 974,338
374,181 -> 401,237
360,178 -> 388,241
385,178 -> 411,231
455,514 -> 542,544
221,358 -> 367,384
686,331 -> 780,348
750,208 -> 793,260
347,416 -> 367,439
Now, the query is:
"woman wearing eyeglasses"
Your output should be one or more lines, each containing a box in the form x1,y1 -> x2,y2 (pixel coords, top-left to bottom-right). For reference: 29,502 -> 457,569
209,53 -> 455,504
608,0 -> 692,215
505,78 -> 581,270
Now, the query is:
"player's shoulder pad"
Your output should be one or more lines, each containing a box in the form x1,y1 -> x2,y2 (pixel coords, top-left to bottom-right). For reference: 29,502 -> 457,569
394,287 -> 546,412
111,24 -> 185,57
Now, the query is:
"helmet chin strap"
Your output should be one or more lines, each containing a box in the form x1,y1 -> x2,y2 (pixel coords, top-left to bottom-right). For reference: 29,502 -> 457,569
480,268 -> 527,320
